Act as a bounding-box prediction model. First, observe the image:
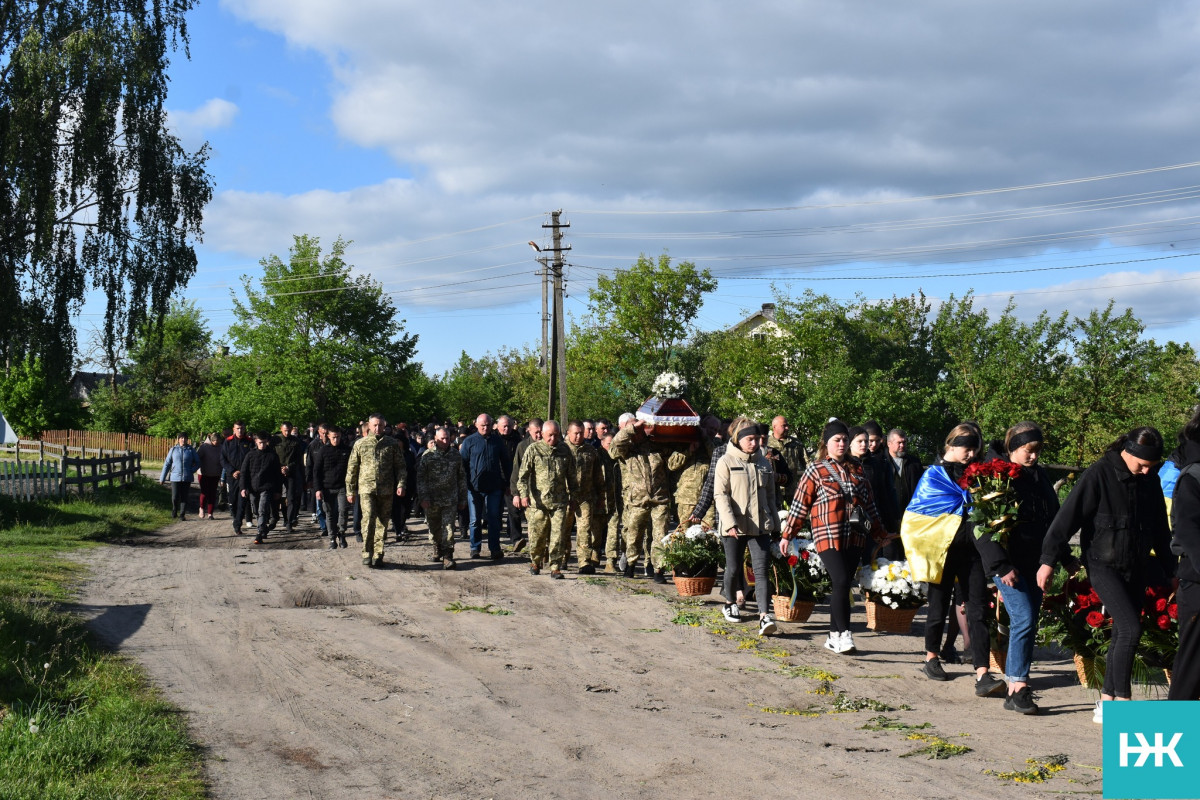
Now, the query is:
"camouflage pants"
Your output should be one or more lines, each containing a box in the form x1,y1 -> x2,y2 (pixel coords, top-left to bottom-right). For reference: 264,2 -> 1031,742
676,496 -> 714,528
570,499 -> 602,566
426,503 -> 457,558
623,503 -> 670,569
527,504 -> 571,570
360,493 -> 393,560
605,502 -> 623,561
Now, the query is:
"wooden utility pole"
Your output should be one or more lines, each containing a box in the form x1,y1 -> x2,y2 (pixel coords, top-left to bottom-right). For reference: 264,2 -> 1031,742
542,210 -> 570,424
537,256 -> 549,372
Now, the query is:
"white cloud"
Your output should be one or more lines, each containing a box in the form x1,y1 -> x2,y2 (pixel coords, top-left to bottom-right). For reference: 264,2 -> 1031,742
168,98 -> 240,144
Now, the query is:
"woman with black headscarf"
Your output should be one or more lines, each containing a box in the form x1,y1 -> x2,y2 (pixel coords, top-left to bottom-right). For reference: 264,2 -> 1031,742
1037,426 -> 1176,722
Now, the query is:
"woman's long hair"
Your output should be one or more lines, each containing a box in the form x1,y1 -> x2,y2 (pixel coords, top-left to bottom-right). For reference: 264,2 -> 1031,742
942,422 -> 980,455
1180,406 -> 1200,445
1106,426 -> 1163,454
1003,421 -> 1042,454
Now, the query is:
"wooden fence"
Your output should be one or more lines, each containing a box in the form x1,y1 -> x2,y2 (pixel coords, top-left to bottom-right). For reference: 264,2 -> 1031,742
39,429 -> 175,461
0,460 -> 63,501
0,441 -> 143,500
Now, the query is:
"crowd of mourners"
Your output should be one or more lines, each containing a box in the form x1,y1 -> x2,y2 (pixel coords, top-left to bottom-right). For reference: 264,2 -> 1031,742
157,403 -> 1200,720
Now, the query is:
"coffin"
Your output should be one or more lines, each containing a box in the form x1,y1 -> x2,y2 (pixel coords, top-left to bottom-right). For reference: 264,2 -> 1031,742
636,396 -> 700,443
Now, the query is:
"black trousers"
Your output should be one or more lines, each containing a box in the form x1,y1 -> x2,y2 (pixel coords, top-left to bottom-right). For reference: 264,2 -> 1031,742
1088,558 -> 1144,699
924,536 -> 989,669
170,481 -> 190,516
818,546 -> 863,633
1168,576 -> 1200,700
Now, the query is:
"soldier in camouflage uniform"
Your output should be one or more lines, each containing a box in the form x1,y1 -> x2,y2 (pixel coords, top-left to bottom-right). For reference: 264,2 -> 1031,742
516,420 -> 578,578
674,416 -> 721,527
565,421 -> 607,574
417,426 -> 468,569
346,413 -> 408,568
599,433 -> 623,573
767,415 -> 807,509
609,419 -> 687,582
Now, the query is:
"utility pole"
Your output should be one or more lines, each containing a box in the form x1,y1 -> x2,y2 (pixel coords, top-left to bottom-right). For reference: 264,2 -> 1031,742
536,256 -> 549,372
541,210 -> 570,424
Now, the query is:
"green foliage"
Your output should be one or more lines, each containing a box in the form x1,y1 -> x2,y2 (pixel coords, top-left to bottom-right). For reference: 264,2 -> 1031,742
438,351 -> 511,422
192,235 -> 420,430
0,355 -> 84,437
0,0 -> 213,380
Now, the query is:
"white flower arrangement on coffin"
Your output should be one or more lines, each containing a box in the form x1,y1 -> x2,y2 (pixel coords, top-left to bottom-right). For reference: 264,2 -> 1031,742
650,371 -> 687,399
856,557 -> 928,610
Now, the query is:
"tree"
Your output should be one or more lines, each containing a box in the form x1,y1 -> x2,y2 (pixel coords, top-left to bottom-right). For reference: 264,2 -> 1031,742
1,1 -> 213,380
0,355 -> 84,437
437,351 -> 511,422
588,252 -> 717,374
191,235 -> 418,430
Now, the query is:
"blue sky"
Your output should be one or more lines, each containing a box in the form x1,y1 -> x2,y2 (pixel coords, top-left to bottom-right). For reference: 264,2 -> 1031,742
78,0 -> 1200,375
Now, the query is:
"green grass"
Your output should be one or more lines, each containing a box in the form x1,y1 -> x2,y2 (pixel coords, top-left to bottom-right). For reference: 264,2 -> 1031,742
0,479 -> 206,799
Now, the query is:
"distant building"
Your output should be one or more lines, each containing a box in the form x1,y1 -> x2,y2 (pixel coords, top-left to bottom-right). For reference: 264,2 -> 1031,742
69,371 -> 130,407
729,302 -> 781,340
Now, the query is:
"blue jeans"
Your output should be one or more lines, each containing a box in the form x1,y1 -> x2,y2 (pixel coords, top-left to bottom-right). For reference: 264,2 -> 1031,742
468,490 -> 504,554
995,573 -> 1043,683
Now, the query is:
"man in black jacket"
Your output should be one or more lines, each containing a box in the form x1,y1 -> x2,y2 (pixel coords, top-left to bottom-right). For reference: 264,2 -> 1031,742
275,422 -> 306,534
221,421 -> 254,534
313,427 -> 351,549
883,428 -> 923,560
240,433 -> 283,544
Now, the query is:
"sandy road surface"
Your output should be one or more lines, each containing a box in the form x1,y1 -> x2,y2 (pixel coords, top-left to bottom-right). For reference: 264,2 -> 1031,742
74,515 -> 1111,799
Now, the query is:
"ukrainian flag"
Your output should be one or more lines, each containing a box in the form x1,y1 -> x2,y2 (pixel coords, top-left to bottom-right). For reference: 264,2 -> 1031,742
1161,459 -> 1180,525
900,465 -> 970,584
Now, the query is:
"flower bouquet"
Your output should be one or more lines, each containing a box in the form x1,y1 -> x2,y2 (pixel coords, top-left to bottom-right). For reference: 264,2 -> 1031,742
1038,572 -> 1112,688
660,524 -> 725,596
1139,584 -> 1179,683
857,556 -> 927,633
957,459 -> 1022,546
770,538 -> 832,622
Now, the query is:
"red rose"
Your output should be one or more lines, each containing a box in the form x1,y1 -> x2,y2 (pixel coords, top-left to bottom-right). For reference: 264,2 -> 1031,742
787,555 -> 799,568
1169,603 -> 1179,620
1146,586 -> 1158,598
800,550 -> 810,561
1087,590 -> 1101,605
1156,598 -> 1168,613
1158,615 -> 1171,630
1007,463 -> 1022,479
1086,611 -> 1106,628
1075,594 -> 1092,610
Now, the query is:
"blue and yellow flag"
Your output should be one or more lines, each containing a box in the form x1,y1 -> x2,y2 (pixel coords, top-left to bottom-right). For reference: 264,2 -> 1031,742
900,465 -> 970,585
1161,459 -> 1180,524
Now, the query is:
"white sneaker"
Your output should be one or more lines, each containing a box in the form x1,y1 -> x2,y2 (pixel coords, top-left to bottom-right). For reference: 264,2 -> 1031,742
840,631 -> 857,654
1093,700 -> 1103,724
759,615 -> 778,636
824,633 -> 840,652
722,604 -> 741,623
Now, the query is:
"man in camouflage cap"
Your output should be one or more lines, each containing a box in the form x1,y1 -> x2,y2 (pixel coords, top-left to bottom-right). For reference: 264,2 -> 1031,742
346,413 -> 408,568
516,420 -> 578,579
565,420 -> 607,574
417,426 -> 468,569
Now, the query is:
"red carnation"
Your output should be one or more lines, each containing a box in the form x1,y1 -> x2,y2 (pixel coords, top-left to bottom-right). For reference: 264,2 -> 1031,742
1169,603 -> 1179,620
787,555 -> 799,568
1158,615 -> 1171,631
1156,598 -> 1168,613
1086,610 -> 1106,628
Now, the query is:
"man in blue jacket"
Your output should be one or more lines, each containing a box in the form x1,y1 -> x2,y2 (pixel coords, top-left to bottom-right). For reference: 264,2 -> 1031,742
460,413 -> 513,561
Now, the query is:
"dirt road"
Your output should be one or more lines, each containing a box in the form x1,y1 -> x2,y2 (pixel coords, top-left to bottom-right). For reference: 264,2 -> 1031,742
76,516 -> 1112,799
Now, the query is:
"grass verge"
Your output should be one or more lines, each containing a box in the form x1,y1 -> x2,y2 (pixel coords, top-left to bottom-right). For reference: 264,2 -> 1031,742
0,479 -> 206,799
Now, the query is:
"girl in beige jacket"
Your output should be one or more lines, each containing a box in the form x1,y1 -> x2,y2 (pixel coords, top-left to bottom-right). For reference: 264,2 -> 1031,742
714,417 -> 780,635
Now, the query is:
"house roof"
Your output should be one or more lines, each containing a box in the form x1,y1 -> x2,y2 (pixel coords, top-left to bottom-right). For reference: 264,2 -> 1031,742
729,302 -> 778,335
69,371 -> 130,402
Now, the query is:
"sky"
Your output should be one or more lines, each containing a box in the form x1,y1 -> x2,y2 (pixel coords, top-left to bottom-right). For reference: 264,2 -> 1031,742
78,0 -> 1200,374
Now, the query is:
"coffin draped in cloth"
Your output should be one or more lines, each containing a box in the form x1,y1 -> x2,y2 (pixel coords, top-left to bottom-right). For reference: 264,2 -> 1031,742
900,465 -> 970,584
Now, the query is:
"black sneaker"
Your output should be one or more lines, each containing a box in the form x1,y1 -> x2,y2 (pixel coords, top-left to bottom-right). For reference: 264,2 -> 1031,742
939,647 -> 963,665
339,536 -> 347,548
471,550 -> 483,559
329,539 -> 338,550
921,657 -> 949,681
578,564 -> 596,575
975,672 -> 1006,697
1003,686 -> 1039,715
623,562 -> 636,579
652,570 -> 667,584
491,551 -> 503,562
